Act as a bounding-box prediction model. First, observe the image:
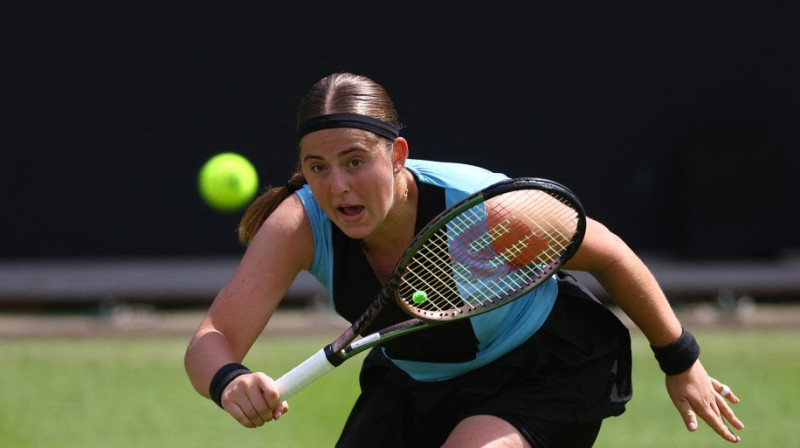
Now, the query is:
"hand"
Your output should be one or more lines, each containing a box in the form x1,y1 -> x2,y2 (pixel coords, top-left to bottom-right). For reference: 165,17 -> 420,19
220,372 -> 289,428
665,360 -> 744,443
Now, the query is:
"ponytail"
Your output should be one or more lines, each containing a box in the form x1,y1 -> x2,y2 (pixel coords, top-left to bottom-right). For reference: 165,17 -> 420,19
237,171 -> 306,246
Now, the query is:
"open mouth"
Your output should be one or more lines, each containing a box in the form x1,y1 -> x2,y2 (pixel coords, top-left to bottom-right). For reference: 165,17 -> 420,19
338,205 -> 365,218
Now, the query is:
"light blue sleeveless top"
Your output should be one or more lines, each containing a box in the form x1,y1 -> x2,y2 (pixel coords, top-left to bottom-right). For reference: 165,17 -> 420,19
296,159 -> 558,381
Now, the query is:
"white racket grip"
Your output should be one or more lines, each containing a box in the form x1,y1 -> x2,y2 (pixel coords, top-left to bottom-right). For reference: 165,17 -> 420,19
274,348 -> 337,400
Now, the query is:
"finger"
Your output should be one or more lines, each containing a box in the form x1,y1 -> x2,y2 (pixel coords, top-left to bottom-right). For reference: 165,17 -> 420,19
272,401 -> 289,420
262,378 -> 283,406
695,398 -> 741,443
227,402 -> 260,428
249,373 -> 284,420
676,404 -> 698,432
256,373 -> 289,416
246,389 -> 275,424
240,396 -> 269,427
220,387 -> 260,428
223,377 -> 271,427
710,378 -> 740,404
715,393 -> 745,431
718,383 -> 740,404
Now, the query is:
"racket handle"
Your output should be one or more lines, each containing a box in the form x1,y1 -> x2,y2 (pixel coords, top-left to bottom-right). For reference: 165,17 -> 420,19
274,347 -> 337,400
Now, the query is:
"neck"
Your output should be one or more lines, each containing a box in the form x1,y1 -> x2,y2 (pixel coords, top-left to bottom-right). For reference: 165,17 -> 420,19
360,170 -> 418,262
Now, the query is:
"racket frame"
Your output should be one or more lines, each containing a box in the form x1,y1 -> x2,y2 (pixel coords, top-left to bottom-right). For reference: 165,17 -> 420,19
274,177 -> 586,399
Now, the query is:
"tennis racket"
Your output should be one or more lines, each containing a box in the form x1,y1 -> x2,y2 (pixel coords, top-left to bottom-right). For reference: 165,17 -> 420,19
274,177 -> 586,400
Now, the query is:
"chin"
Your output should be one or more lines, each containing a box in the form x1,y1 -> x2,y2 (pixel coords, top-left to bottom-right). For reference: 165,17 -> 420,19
336,223 -> 372,241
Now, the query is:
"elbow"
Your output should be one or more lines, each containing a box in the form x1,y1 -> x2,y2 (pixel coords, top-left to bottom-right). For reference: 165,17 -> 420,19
564,218 -> 631,274
184,337 -> 209,397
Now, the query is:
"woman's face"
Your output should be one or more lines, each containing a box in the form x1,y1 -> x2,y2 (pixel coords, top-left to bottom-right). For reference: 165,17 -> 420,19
299,128 -> 402,241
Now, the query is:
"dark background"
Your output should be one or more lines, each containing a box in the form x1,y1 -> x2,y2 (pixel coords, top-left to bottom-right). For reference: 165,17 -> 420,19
4,1 -> 799,260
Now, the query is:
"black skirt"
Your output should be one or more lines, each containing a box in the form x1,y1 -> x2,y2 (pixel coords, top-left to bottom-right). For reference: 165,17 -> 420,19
336,272 -> 632,448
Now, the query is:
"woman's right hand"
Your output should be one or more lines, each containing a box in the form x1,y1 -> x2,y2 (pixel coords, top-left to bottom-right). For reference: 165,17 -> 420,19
220,372 -> 289,428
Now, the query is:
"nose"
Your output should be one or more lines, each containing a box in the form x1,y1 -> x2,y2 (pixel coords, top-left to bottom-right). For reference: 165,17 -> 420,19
329,167 -> 350,194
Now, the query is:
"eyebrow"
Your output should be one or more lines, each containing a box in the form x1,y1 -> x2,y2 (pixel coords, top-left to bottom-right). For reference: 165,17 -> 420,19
301,147 -> 367,163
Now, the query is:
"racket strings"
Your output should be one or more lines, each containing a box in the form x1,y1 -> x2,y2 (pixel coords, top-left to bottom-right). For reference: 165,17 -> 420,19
403,231 -> 465,310
495,191 -> 577,263
398,190 -> 580,319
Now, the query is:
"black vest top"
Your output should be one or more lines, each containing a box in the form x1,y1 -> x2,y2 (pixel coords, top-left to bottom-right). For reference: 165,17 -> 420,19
330,180 -> 480,363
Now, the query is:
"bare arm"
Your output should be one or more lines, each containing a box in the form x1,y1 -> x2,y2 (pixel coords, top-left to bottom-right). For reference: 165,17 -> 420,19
565,218 -> 682,346
565,218 -> 744,443
184,194 -> 314,425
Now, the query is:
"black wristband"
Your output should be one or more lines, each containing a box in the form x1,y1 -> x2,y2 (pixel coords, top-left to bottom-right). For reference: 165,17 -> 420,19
209,362 -> 251,408
651,326 -> 701,375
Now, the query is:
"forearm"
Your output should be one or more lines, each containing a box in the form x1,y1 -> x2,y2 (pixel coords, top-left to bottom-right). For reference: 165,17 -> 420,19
184,326 -> 241,398
566,219 -> 682,346
592,249 -> 682,347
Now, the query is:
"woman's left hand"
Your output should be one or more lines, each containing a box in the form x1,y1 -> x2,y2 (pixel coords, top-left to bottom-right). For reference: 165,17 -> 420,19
665,360 -> 744,443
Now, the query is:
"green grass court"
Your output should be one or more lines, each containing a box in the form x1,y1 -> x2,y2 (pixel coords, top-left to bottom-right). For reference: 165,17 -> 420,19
1,324 -> 798,447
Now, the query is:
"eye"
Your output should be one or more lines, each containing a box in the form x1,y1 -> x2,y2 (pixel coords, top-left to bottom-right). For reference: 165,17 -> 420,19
348,158 -> 364,168
307,163 -> 327,174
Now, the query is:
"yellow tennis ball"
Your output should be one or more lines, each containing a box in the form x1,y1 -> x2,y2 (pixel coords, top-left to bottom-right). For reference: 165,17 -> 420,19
198,152 -> 259,212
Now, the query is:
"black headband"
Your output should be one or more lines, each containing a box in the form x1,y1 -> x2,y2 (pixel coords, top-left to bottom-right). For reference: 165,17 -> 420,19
296,113 -> 400,141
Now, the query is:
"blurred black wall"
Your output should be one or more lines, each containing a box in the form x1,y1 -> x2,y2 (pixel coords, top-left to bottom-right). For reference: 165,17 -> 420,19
3,2 -> 799,259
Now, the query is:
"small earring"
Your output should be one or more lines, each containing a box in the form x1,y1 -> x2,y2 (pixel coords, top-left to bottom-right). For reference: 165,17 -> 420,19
393,167 -> 399,173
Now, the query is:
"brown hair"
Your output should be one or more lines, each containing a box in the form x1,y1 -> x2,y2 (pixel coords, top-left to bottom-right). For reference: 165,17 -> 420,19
237,73 -> 402,245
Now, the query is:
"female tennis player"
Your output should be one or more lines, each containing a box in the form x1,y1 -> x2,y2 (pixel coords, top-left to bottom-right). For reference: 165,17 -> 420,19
184,72 -> 744,447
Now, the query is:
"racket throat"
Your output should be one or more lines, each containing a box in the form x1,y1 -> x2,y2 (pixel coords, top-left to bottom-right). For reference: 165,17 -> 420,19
324,345 -> 345,367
